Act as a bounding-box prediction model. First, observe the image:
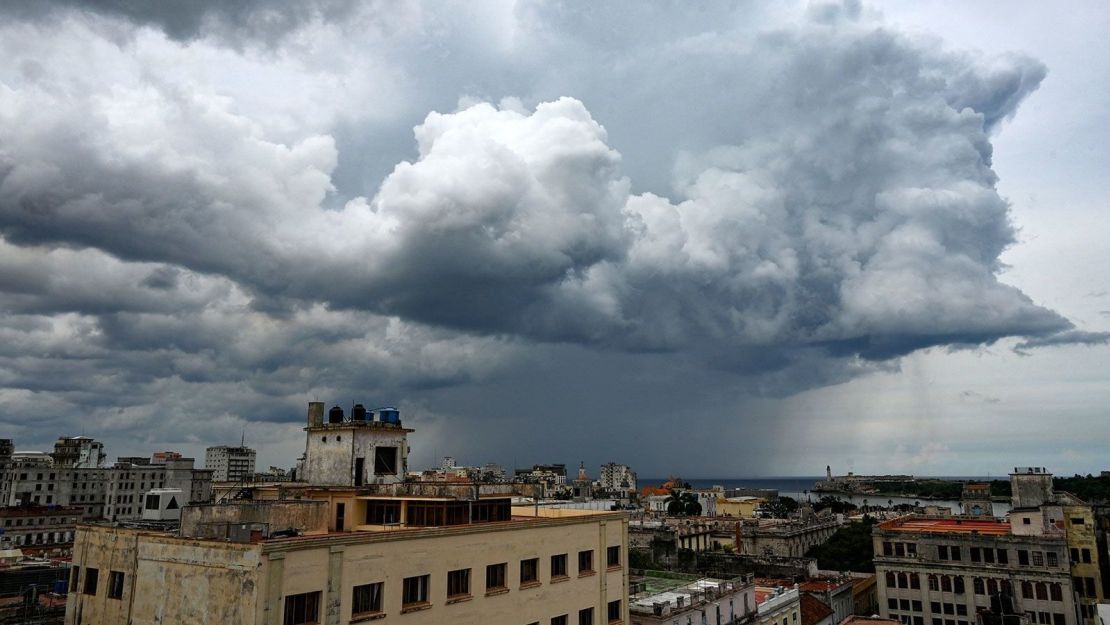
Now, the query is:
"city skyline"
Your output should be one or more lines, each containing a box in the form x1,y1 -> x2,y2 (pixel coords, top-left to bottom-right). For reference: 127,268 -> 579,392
0,1 -> 1107,477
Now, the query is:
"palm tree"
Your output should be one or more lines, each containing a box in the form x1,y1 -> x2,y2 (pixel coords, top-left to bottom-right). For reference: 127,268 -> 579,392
665,490 -> 702,516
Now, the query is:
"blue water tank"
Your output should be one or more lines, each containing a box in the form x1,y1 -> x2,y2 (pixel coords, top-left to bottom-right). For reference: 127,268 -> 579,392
53,580 -> 68,594
378,408 -> 400,424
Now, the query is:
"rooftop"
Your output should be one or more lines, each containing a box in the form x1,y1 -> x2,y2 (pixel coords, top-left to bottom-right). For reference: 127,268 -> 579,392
878,516 -> 1011,536
801,594 -> 835,625
799,578 -> 854,593
840,617 -> 901,625
630,570 -> 751,615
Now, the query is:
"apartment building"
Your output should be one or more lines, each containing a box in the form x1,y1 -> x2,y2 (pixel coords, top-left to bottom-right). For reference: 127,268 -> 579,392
66,400 -> 631,625
206,445 -> 258,482
600,463 -> 638,496
756,584 -> 801,625
0,506 -> 82,548
629,570 -> 755,625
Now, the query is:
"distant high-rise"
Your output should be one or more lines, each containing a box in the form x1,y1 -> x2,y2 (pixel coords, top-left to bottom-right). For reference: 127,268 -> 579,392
204,445 -> 257,482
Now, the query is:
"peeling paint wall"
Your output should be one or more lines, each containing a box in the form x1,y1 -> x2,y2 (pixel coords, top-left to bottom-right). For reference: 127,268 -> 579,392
181,501 -> 329,538
302,424 -> 409,487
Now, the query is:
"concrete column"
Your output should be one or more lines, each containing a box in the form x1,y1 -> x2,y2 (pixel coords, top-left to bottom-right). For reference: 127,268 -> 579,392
598,520 -> 608,617
264,553 -> 285,625
326,546 -> 345,625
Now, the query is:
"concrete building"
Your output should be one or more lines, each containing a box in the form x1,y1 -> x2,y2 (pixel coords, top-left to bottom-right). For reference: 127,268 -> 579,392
0,506 -> 82,549
629,570 -> 756,625
960,484 -> 993,517
206,445 -> 258,482
756,584 -> 801,625
51,437 -> 106,469
601,463 -> 638,497
301,402 -> 411,487
800,594 -> 835,625
719,497 -> 764,519
738,517 -> 840,558
873,516 -> 1076,625
66,400 -> 630,625
798,579 -> 855,625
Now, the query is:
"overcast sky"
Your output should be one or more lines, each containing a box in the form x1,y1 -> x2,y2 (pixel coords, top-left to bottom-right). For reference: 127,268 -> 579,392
0,1 -> 1106,479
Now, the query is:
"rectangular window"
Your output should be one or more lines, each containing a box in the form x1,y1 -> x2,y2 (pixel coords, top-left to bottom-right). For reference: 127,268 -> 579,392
402,575 -> 429,607
520,558 -> 539,585
911,575 -> 921,590
373,447 -> 398,475
1018,550 -> 1029,566
1050,584 -> 1061,601
607,546 -> 620,568
352,582 -> 383,616
579,607 -> 594,625
890,599 -> 900,610
1071,517 -> 1085,525
1081,549 -> 1091,564
83,567 -> 99,595
1085,578 -> 1095,597
884,541 -> 894,556
107,571 -> 125,600
984,549 -> 995,564
486,563 -> 507,591
901,599 -> 911,611
954,577 -> 965,594
578,550 -> 594,574
447,568 -> 470,597
907,543 -> 917,556
931,602 -> 942,613
283,591 -> 321,625
938,546 -> 949,560
551,553 -> 568,578
950,547 -> 961,562
608,600 -> 621,623
913,601 -> 923,612
970,548 -> 981,563
1032,552 -> 1044,566
70,566 -> 80,592
941,577 -> 952,592
957,606 -> 967,617
552,616 -> 568,625
1071,548 -> 1080,563
896,543 -> 906,557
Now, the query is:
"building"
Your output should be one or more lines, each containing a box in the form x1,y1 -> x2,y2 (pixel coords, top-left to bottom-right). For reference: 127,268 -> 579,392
719,497 -> 765,519
798,578 -> 855,625
51,437 -> 106,469
0,506 -> 82,549
601,463 -> 638,496
0,446 -> 212,522
66,401 -> 630,625
873,516 -> 1076,625
629,570 -> 756,625
756,584 -> 801,625
960,484 -> 993,517
738,516 -> 840,558
206,445 -> 258,482
800,594 -> 836,625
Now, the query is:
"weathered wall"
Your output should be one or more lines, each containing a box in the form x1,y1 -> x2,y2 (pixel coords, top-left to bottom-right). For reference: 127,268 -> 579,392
302,424 -> 409,486
65,525 -> 261,625
181,500 -> 329,538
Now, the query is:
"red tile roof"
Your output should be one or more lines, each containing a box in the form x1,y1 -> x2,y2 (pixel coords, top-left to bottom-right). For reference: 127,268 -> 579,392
801,594 -> 835,625
879,516 -> 1010,536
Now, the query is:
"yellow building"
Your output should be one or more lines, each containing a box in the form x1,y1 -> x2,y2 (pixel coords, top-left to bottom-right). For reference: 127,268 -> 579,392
66,402 -> 630,625
66,505 -> 628,625
717,496 -> 764,519
1063,503 -> 1103,625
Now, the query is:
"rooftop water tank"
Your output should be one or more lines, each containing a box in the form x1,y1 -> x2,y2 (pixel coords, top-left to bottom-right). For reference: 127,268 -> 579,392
351,404 -> 368,421
378,407 -> 400,424
328,405 -> 345,423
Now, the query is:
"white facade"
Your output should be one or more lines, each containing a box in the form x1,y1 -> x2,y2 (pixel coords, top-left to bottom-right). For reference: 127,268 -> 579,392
205,445 -> 257,482
600,462 -> 637,494
301,402 -> 412,487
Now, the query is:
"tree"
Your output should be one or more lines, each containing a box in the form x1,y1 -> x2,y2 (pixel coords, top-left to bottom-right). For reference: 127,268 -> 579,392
764,496 -> 800,519
665,490 -> 703,516
805,516 -> 877,573
813,496 -> 857,515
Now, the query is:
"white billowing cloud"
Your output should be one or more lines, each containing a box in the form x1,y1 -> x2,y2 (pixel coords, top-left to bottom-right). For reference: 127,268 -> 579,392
0,0 -> 1105,469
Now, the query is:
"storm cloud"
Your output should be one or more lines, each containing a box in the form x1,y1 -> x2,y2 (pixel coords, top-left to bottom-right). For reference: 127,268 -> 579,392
0,1 -> 1103,473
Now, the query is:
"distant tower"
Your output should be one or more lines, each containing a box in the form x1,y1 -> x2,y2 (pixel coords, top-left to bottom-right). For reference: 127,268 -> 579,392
578,462 -> 588,481
1010,467 -> 1055,509
827,465 -> 832,481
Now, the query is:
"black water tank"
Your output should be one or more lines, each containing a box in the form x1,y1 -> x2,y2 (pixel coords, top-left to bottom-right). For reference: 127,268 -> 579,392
328,405 -> 344,423
351,404 -> 368,421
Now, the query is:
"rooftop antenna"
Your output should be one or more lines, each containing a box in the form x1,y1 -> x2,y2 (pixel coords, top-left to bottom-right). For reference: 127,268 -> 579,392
241,428 -> 245,448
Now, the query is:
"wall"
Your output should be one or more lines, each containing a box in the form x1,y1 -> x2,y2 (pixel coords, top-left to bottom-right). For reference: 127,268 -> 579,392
180,501 -> 329,538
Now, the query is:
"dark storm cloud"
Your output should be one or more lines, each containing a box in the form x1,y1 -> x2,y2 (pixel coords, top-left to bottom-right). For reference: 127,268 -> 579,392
1014,329 -> 1110,351
0,0 -> 359,44
0,1 -> 1101,468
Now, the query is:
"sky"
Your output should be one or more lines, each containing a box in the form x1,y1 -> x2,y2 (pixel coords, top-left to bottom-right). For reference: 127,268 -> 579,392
0,1 -> 1106,479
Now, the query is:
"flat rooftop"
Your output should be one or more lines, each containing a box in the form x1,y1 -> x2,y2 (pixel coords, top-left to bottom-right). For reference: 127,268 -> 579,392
630,570 -> 746,613
879,516 -> 1010,536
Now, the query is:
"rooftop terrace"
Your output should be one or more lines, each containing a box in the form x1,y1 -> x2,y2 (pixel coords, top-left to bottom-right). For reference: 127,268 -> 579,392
878,516 -> 1011,536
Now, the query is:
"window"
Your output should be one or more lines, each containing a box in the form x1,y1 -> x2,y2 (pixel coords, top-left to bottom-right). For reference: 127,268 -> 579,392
954,577 -> 965,594
551,554 -> 568,578
579,607 -> 594,625
1050,584 -> 1062,602
889,599 -> 899,610
913,601 -> 923,612
938,546 -> 949,560
520,558 -> 539,585
1080,549 -> 1091,564
941,576 -> 952,592
447,569 -> 470,597
907,543 -> 917,556
402,575 -> 429,607
486,563 -> 507,591
1022,581 -> 1034,598
901,599 -> 911,611
928,576 -> 939,592
970,548 -> 981,563
884,541 -> 894,556
608,600 -> 621,623
887,572 -> 896,587
552,616 -> 568,625
1018,550 -> 1029,566
896,543 -> 906,557
83,567 -> 99,595
911,574 -> 921,590
581,550 -> 599,572
607,546 -> 620,568
284,591 -> 321,625
931,602 -> 942,613
1070,548 -> 1080,563
107,571 -> 125,600
374,447 -> 398,475
956,606 -> 967,617
1032,552 -> 1044,567
1071,517 -> 1085,525
996,549 -> 1008,565
70,566 -> 80,592
950,547 -> 961,562
1022,517 -> 1031,525
352,582 -> 383,615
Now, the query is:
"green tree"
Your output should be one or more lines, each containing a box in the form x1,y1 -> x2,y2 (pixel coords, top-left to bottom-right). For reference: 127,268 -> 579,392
764,496 -> 800,519
665,490 -> 703,516
805,516 -> 877,573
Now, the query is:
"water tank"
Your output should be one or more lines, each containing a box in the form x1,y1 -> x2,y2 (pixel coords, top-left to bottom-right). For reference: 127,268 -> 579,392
328,405 -> 345,423
351,404 -> 368,421
306,401 -> 325,427
378,407 -> 400,424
